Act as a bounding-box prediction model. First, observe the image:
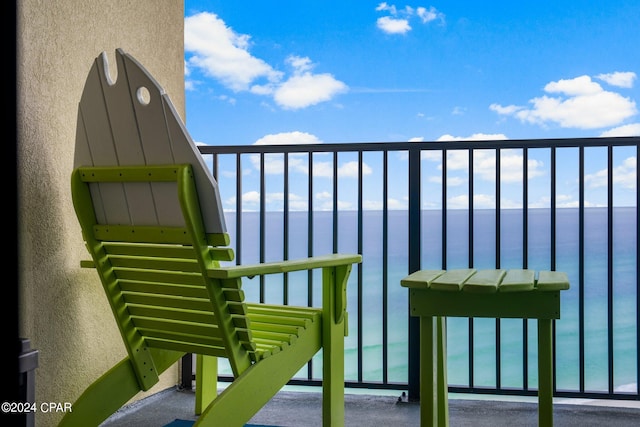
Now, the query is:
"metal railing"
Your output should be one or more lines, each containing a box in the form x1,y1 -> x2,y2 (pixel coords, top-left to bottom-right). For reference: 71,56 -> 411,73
189,136 -> 639,402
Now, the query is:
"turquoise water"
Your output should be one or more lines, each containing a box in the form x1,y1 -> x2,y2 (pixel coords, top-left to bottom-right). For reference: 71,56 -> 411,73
221,208 -> 638,395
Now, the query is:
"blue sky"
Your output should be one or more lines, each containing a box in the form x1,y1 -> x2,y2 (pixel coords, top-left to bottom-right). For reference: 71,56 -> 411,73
183,1 -> 640,211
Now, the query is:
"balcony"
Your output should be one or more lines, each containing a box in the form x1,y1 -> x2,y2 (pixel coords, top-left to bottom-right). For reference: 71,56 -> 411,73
108,136 -> 640,425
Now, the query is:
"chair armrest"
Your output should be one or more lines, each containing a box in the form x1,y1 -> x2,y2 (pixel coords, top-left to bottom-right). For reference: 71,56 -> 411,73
207,253 -> 362,279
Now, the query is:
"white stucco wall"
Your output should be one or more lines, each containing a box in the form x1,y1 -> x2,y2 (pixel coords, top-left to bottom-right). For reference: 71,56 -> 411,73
16,1 -> 185,425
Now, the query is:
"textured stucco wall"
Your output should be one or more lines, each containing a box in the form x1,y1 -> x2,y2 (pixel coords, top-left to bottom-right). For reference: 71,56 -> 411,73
17,1 -> 185,425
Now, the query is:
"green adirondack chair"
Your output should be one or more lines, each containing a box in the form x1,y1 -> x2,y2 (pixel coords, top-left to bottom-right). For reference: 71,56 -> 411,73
60,49 -> 361,427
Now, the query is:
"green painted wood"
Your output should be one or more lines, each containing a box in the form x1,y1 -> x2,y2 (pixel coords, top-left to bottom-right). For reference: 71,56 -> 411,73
430,269 -> 476,291
120,282 -> 210,298
461,269 -> 506,293
195,354 -> 217,415
499,269 -> 535,292
410,289 -> 562,319
207,254 -> 362,279
401,269 -> 446,289
321,265 -> 346,427
59,349 -> 183,426
537,271 -> 570,291
538,319 -> 554,426
404,268 -> 570,427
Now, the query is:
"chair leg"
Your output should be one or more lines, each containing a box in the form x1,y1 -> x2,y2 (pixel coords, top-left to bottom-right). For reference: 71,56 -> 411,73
538,319 -> 554,427
195,326 -> 322,427
195,354 -> 218,415
58,357 -> 143,427
59,349 -> 183,427
322,302 -> 346,427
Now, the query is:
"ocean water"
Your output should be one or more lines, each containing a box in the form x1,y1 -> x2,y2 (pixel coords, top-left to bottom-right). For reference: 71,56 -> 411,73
220,207 -> 638,395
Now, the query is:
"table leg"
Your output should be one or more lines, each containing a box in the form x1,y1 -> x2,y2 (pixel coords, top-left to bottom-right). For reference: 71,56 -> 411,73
436,316 -> 449,426
538,318 -> 553,427
421,316 -> 436,426
420,316 -> 449,427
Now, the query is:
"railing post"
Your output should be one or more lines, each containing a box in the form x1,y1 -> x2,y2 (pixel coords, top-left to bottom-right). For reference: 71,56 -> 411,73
408,145 -> 421,401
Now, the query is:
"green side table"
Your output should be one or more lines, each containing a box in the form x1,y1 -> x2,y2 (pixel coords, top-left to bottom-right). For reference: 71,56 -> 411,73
401,269 -> 570,427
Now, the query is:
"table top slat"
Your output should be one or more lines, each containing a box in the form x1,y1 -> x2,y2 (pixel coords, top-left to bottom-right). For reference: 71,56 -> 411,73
462,269 -> 506,293
536,271 -> 570,291
498,269 -> 536,292
431,269 -> 476,291
400,270 -> 446,289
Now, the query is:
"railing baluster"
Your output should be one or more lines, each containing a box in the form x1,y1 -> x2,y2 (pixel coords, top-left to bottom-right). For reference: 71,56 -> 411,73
357,151 -> 364,383
608,144 -> 614,394
283,152 -> 289,305
408,144 -> 422,400
579,145 -> 586,393
259,152 -> 265,303
382,150 -> 389,385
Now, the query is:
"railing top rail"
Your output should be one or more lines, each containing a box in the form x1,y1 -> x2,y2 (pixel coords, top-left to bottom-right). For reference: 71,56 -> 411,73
199,136 -> 639,154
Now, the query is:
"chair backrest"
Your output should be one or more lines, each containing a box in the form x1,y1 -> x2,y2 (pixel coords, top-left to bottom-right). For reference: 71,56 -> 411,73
74,48 -> 226,234
72,50 -> 255,390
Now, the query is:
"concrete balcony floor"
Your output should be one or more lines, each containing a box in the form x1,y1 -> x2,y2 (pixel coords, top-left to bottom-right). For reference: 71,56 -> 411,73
100,386 -> 640,426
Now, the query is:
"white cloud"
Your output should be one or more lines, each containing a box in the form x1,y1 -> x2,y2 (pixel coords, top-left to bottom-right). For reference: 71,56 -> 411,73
242,190 -> 260,204
254,131 -> 323,145
248,153 -> 307,175
447,176 -> 465,186
584,156 -> 637,190
451,106 -> 465,115
423,138 -> 545,184
473,194 -> 495,209
436,133 -> 507,142
316,191 -> 332,200
247,135 -> 372,178
376,2 -> 397,14
299,160 -> 373,178
377,16 -> 411,34
314,194 -> 353,210
363,197 -> 407,210
375,3 -> 444,34
184,12 -> 280,91
448,194 -> 469,209
600,123 -> 640,137
448,193 -> 501,209
596,71 -> 637,88
248,132 -> 324,175
272,56 -> 348,109
490,75 -> 638,129
184,12 -> 346,109
337,161 -> 373,178
417,6 -> 445,24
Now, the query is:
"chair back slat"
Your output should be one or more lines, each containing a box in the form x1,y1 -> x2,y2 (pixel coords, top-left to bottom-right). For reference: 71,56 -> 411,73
74,48 -> 226,234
